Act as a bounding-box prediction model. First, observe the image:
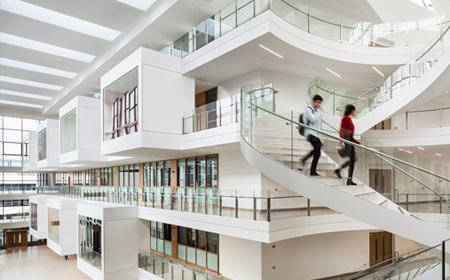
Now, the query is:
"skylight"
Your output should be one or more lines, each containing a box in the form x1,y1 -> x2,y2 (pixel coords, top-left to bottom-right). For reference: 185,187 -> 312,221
0,76 -> 63,91
116,0 -> 156,11
0,58 -> 77,78
1,0 -> 121,41
0,33 -> 95,63
0,89 -> 52,100
0,99 -> 43,108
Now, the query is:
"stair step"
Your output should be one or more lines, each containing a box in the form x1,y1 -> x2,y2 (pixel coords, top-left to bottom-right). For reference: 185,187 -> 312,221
355,192 -> 378,202
334,186 -> 366,194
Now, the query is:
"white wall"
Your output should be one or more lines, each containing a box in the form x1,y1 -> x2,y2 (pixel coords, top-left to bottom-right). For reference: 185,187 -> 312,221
262,231 -> 370,280
139,219 -> 150,252
220,235 -> 262,280
218,150 -> 262,190
142,64 -> 194,135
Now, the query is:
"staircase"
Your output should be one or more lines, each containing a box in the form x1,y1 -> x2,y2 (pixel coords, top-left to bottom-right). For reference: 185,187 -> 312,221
240,92 -> 450,249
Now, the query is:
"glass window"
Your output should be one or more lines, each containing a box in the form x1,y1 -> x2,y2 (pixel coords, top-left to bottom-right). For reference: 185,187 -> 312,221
207,233 -> 218,253
150,221 -> 157,237
48,207 -> 60,245
157,162 -> 163,186
60,109 -> 76,154
134,164 -> 139,186
144,163 -> 150,186
206,155 -> 217,187
186,158 -> 195,186
157,222 -> 164,238
4,143 -> 21,155
164,161 -> 171,186
187,228 -> 196,247
3,129 -> 22,142
196,230 -> 206,250
178,226 -> 186,245
178,159 -> 186,186
3,116 -> 21,130
22,119 -> 36,131
79,215 -> 102,270
196,157 -> 206,186
37,128 -> 46,161
150,162 -> 156,186
164,224 -> 171,241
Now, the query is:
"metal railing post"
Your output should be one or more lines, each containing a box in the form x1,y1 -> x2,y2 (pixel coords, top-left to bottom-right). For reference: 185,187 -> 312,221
406,194 -> 409,210
219,195 -> 222,216
235,193 -> 238,218
205,194 -> 208,214
182,117 -> 185,134
307,199 -> 310,216
307,7 -> 310,33
406,112 -> 408,130
340,24 -> 342,43
267,198 -> 271,222
440,106 -> 442,127
253,192 -> 257,220
442,240 -> 446,280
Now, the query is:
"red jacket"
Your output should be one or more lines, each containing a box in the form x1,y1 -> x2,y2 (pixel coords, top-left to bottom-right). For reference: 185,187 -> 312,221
340,115 -> 360,144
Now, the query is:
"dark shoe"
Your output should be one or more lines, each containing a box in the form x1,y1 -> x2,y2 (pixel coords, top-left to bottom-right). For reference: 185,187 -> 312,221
334,169 -> 342,179
310,172 -> 321,176
346,179 -> 357,186
298,159 -> 304,170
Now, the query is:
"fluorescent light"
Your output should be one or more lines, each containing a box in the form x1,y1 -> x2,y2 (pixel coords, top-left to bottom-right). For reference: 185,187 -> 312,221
259,44 -> 283,58
406,150 -> 412,154
0,33 -> 95,63
0,89 -> 52,100
436,153 -> 442,156
0,99 -> 43,108
326,68 -> 341,78
417,147 -> 424,150
116,0 -> 156,10
0,58 -> 77,78
372,66 -> 384,76
1,0 -> 120,41
0,76 -> 63,91
398,148 -> 404,151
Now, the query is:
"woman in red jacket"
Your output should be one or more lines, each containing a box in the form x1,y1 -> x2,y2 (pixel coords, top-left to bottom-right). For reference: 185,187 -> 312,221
335,104 -> 359,185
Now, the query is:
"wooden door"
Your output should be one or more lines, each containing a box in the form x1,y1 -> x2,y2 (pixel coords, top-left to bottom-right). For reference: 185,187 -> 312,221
369,169 -> 392,199
370,231 -> 393,268
6,231 -> 28,249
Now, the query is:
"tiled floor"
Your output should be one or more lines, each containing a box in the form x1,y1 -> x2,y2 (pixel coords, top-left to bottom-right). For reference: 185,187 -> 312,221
0,246 -> 91,280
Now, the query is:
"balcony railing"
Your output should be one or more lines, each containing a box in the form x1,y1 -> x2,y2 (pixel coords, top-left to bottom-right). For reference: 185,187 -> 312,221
38,186 -> 338,222
162,0 -> 449,58
0,185 -> 38,195
402,106 -> 450,130
139,250 -> 222,280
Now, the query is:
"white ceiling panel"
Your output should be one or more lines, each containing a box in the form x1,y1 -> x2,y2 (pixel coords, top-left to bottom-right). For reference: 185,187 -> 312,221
22,0 -> 144,31
0,81 -> 56,98
0,58 -> 77,78
0,12 -> 110,55
0,94 -> 47,106
0,43 -> 88,73
0,66 -> 70,86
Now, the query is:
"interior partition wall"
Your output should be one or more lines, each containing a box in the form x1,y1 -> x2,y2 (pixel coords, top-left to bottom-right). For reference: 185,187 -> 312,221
60,109 -> 77,154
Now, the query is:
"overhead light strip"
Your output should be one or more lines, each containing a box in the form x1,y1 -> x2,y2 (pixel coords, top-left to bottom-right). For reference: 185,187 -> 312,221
372,66 -> 384,76
436,153 -> 442,156
116,0 -> 156,11
417,147 -> 424,150
0,99 -> 43,108
259,44 -> 283,58
0,33 -> 95,63
0,76 -> 63,91
0,89 -> 52,100
1,0 -> 121,41
0,58 -> 77,78
326,68 -> 341,78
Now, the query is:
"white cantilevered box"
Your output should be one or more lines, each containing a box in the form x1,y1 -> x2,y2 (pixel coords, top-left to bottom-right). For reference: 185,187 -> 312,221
29,195 -> 50,240
77,202 -> 139,280
100,47 -> 195,158
23,132 -> 37,172
46,197 -> 81,256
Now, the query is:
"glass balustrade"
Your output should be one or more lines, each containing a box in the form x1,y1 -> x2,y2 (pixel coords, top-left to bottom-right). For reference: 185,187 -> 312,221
241,84 -> 450,229
398,106 -> 450,130
161,0 -> 450,58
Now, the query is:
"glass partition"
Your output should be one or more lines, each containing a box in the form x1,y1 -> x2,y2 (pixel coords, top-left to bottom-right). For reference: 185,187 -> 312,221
60,108 -> 76,154
30,202 -> 37,230
48,207 -> 60,244
103,67 -> 138,142
79,215 -> 102,270
37,128 -> 46,161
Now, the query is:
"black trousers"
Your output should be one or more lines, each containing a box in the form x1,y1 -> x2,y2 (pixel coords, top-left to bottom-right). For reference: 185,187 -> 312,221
302,135 -> 321,174
338,135 -> 357,178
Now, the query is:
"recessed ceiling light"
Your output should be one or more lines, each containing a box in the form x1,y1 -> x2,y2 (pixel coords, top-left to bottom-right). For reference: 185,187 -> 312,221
0,99 -> 43,108
372,66 -> 384,76
417,147 -> 424,150
0,33 -> 95,63
259,44 -> 283,58
326,68 -> 341,78
0,89 -> 51,100
0,58 -> 77,78
0,76 -> 63,91
115,0 -> 156,11
406,151 -> 412,154
436,153 -> 442,156
398,148 -> 404,151
1,0 -> 120,41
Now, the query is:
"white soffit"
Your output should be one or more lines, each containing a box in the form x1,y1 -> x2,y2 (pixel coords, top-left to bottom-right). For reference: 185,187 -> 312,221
0,99 -> 43,108
0,58 -> 77,78
116,0 -> 157,11
0,76 -> 63,91
0,89 -> 52,100
1,0 -> 121,41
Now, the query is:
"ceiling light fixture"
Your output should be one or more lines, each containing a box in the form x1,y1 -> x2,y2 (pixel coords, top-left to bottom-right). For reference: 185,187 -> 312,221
0,89 -> 52,100
259,44 -> 283,58
0,58 -> 77,78
116,0 -> 156,11
372,66 -> 384,76
406,150 -> 412,154
1,0 -> 121,41
0,33 -> 95,63
417,147 -> 424,150
398,148 -> 404,151
0,99 -> 43,108
436,153 -> 442,156
326,68 -> 341,78
0,76 -> 63,91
